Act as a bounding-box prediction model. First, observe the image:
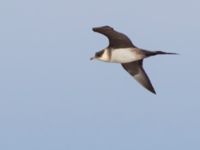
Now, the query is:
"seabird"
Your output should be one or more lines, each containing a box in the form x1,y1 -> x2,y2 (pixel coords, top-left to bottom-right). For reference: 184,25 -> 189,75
91,26 -> 177,94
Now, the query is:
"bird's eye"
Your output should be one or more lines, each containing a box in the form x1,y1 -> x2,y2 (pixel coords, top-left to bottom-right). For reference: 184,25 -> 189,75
95,51 -> 104,57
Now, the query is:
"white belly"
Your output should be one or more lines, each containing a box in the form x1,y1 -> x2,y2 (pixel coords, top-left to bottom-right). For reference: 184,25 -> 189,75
110,48 -> 141,63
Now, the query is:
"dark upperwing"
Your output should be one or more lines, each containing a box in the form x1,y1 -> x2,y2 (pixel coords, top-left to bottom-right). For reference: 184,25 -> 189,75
93,26 -> 136,49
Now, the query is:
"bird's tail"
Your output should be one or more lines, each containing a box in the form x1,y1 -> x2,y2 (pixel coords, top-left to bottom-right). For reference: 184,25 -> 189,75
154,51 -> 179,55
142,49 -> 179,57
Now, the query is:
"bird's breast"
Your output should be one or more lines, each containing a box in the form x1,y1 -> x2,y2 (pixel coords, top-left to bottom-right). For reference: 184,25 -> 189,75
110,48 -> 143,63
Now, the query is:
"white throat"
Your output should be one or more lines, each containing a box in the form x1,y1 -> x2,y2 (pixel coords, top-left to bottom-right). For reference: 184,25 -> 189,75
96,48 -> 110,62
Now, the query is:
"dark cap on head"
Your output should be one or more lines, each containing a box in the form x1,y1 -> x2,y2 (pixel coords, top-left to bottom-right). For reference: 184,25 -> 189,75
95,50 -> 104,58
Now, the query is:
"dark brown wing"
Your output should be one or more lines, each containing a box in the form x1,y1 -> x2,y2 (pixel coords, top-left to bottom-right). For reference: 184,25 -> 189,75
122,60 -> 156,94
93,26 -> 136,48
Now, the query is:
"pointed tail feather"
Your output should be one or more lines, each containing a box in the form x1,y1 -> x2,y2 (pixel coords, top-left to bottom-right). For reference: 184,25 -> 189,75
155,51 -> 179,55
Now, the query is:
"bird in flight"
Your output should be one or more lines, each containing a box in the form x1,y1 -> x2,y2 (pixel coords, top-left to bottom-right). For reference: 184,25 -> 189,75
91,26 -> 177,94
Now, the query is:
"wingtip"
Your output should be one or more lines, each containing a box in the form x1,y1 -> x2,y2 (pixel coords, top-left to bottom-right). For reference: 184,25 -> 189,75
92,25 -> 113,32
92,27 -> 98,32
149,88 -> 156,95
152,90 -> 157,95
147,83 -> 156,95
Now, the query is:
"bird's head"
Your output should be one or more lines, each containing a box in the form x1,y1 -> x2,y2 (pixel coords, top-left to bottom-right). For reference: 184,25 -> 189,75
90,50 -> 104,60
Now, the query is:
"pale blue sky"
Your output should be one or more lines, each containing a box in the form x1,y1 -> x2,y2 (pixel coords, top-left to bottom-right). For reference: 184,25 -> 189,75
0,0 -> 200,150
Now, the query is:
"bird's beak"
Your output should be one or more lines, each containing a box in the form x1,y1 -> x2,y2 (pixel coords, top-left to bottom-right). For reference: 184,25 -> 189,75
90,57 -> 95,60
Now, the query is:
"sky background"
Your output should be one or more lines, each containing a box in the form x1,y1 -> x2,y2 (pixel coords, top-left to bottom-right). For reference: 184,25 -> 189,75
0,0 -> 200,150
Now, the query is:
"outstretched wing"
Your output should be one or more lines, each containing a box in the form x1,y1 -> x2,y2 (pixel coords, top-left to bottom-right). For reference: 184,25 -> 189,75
122,60 -> 156,94
93,26 -> 136,48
